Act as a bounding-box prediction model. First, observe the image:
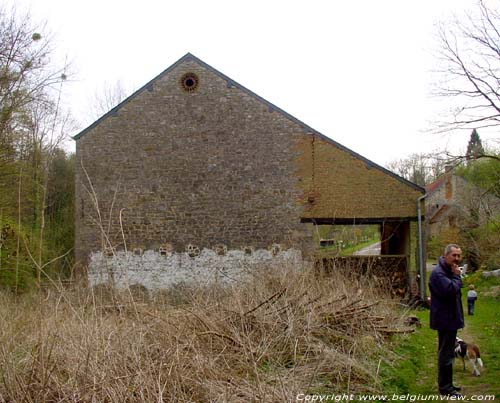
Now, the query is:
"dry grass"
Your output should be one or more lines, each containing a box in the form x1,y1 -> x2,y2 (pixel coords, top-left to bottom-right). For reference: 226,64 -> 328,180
0,264 -> 411,402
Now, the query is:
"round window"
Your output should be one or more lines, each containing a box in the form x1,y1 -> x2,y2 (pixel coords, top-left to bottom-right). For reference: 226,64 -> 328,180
180,72 -> 199,92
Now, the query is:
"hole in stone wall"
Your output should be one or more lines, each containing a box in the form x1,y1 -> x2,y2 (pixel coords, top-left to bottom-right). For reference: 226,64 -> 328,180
186,244 -> 200,258
159,243 -> 173,256
214,244 -> 227,256
180,72 -> 199,92
243,246 -> 254,255
270,244 -> 281,256
133,248 -> 143,256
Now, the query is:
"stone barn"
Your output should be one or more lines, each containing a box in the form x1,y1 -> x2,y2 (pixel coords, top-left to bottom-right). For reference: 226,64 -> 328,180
74,53 -> 424,291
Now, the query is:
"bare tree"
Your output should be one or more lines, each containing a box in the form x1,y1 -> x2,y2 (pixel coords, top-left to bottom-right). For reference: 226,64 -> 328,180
0,7 -> 68,139
386,153 -> 446,186
431,1 -> 500,164
433,1 -> 500,130
89,79 -> 128,121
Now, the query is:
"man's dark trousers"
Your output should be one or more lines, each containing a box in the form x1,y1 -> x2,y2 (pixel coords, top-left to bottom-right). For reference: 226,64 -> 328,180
438,329 -> 457,394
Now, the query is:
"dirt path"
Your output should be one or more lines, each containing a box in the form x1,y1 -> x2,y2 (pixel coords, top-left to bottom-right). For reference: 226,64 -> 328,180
353,241 -> 380,255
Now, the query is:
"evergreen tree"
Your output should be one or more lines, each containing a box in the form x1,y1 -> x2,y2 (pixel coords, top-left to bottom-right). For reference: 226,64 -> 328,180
466,129 -> 485,162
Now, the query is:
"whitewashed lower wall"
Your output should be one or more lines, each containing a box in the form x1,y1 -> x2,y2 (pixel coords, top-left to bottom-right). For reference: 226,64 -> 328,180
88,247 -> 302,290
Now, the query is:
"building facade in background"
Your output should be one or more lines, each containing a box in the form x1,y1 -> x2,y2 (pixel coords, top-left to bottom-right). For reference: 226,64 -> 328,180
426,168 -> 500,238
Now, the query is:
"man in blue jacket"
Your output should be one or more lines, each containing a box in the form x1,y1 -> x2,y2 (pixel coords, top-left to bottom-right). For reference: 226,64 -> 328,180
429,244 -> 464,397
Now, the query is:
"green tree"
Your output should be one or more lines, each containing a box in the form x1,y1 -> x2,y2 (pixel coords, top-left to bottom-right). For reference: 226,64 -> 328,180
0,8 -> 74,290
45,149 -> 74,275
466,129 -> 485,162
455,148 -> 500,269
457,148 -> 500,199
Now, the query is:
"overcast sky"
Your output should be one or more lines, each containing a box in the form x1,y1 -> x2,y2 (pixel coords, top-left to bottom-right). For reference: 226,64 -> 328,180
6,0 -> 495,166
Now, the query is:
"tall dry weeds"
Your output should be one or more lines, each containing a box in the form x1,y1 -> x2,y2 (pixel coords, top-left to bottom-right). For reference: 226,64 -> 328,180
0,264 -> 411,402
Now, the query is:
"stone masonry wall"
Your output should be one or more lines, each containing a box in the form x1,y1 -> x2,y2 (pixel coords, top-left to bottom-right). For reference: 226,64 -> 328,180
88,247 -> 302,290
75,55 -> 422,289
75,57 -> 313,286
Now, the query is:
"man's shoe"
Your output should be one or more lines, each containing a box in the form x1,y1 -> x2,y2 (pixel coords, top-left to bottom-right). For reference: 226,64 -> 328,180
446,392 -> 463,398
440,389 -> 462,397
453,385 -> 462,392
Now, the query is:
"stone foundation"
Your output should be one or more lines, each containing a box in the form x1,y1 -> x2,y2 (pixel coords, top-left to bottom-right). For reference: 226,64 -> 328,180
88,247 -> 302,290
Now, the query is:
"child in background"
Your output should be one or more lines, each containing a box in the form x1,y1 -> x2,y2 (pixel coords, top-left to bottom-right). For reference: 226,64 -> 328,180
467,284 -> 478,315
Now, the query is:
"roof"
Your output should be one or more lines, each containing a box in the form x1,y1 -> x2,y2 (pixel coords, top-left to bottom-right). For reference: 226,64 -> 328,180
429,205 -> 452,224
425,172 -> 452,195
74,53 -> 425,194
426,176 -> 445,194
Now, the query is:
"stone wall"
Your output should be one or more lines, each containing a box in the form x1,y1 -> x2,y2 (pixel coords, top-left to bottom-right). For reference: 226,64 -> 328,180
426,173 -> 500,237
75,54 -> 422,290
88,247 -> 302,290
75,57 -> 314,284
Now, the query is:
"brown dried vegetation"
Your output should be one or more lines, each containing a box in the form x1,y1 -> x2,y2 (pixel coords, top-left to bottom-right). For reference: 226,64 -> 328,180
0,265 -> 411,402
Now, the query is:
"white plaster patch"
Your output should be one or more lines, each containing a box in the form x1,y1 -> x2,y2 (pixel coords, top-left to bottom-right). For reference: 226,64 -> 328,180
88,247 -> 302,290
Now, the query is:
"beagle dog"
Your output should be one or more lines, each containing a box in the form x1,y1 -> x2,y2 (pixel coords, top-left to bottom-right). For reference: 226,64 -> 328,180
455,337 -> 484,376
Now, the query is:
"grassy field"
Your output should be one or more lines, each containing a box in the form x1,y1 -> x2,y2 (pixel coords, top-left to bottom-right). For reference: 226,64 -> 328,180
380,271 -> 500,399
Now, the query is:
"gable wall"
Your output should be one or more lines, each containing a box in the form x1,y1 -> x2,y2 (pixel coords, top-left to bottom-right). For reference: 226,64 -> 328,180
75,60 -> 313,271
